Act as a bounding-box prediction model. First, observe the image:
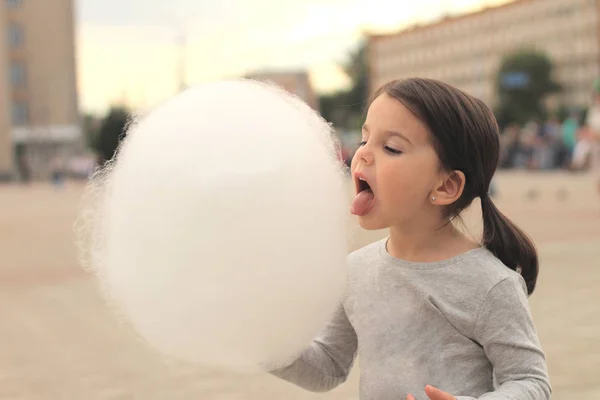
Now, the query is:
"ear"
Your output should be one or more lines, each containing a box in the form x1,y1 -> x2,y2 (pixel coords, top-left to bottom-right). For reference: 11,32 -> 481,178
430,170 -> 466,206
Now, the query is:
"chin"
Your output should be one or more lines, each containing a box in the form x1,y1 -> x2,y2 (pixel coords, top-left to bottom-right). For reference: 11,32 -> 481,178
356,215 -> 389,231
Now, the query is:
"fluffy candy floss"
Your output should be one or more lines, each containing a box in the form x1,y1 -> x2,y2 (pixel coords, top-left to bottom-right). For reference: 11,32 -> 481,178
76,79 -> 349,372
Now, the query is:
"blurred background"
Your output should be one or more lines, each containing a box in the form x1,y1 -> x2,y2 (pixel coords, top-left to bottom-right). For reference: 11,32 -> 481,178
0,0 -> 599,399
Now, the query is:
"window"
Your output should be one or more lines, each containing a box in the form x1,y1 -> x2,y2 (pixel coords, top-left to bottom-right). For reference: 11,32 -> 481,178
10,62 -> 26,86
7,23 -> 24,48
5,0 -> 22,8
11,101 -> 29,125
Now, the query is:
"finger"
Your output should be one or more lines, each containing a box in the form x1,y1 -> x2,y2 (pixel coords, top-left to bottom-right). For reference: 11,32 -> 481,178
425,385 -> 455,400
407,394 -> 416,400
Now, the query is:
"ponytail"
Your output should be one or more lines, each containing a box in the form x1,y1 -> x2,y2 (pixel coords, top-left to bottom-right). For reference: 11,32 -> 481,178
480,195 -> 538,295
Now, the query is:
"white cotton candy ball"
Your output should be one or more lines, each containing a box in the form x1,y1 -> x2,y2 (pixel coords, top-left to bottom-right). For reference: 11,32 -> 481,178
76,79 -> 349,372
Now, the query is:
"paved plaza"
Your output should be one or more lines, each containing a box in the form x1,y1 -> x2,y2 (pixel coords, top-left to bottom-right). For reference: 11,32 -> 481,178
1,171 -> 598,399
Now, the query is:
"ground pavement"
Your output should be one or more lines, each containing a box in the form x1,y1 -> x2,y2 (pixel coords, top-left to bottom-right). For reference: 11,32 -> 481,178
0,171 -> 598,399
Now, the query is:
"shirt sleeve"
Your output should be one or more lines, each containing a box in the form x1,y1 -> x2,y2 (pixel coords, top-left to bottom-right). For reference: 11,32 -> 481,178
458,276 -> 551,400
269,303 -> 358,393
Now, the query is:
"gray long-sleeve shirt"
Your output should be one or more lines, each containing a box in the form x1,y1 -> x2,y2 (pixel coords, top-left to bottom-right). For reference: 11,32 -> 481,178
272,239 -> 551,400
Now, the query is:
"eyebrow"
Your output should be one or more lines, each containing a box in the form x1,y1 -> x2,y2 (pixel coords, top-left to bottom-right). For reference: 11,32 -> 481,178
362,124 -> 412,144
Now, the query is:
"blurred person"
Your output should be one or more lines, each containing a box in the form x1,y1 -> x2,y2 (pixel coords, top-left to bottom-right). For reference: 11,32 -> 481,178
531,118 -> 560,170
15,144 -> 31,184
519,121 -> 538,169
271,78 -> 550,400
50,155 -> 66,189
542,117 -> 562,169
584,80 -> 600,196
561,111 -> 579,166
571,125 -> 594,171
499,123 -> 521,168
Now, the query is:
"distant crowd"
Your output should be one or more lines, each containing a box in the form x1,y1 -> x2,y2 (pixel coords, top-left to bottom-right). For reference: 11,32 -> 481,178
499,112 -> 595,172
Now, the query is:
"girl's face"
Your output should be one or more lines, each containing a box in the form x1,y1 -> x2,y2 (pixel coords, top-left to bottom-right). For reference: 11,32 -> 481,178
350,94 -> 443,230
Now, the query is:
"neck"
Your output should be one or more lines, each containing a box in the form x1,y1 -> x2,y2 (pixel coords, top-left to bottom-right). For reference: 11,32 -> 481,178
387,216 -> 477,263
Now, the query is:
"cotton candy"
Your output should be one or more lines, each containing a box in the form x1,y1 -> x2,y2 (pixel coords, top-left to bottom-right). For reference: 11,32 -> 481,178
76,79 -> 349,372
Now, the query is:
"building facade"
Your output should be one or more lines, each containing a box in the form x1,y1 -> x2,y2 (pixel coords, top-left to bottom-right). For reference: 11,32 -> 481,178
0,0 -> 80,180
0,3 -> 12,179
368,0 -> 600,109
246,70 -> 319,112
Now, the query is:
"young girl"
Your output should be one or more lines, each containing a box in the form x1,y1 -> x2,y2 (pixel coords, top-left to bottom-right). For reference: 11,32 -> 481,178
271,78 -> 551,400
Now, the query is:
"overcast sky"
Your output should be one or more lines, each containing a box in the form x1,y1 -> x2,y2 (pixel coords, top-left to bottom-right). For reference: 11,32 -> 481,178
76,0 -> 510,113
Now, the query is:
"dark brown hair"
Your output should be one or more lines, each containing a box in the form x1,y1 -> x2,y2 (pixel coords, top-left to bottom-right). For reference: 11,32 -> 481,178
372,78 -> 538,295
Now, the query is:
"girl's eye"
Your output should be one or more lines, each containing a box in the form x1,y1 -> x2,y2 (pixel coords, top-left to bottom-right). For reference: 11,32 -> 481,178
384,146 -> 402,155
359,141 -> 367,147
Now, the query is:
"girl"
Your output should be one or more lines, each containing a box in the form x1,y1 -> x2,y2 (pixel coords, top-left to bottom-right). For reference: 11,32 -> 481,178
271,79 -> 551,400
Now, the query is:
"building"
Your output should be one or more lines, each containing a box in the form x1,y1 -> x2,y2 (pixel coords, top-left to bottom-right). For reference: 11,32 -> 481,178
367,0 -> 600,110
0,0 -> 80,180
0,3 -> 12,179
246,70 -> 319,112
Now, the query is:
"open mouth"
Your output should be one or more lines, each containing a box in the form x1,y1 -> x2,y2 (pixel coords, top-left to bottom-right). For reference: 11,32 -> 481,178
357,177 -> 372,194
351,174 -> 375,216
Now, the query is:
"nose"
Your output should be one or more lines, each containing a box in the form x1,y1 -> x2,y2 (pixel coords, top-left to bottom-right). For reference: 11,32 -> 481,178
353,143 -> 374,166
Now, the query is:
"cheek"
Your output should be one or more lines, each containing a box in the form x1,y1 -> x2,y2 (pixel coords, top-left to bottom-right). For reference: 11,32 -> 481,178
379,156 -> 438,202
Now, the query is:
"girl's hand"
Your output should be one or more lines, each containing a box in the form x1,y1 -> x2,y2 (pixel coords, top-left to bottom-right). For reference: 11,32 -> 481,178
407,385 -> 457,400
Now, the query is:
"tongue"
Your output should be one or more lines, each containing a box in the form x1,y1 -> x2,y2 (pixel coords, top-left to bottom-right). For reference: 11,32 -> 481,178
351,190 -> 375,216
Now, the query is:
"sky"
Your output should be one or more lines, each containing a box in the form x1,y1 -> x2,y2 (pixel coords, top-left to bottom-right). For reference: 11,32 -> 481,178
76,0 -> 511,114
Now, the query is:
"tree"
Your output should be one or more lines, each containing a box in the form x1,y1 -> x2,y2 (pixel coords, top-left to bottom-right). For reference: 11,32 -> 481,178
82,113 -> 101,149
495,49 -> 561,128
318,40 -> 368,129
94,106 -> 131,166
342,41 -> 369,123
